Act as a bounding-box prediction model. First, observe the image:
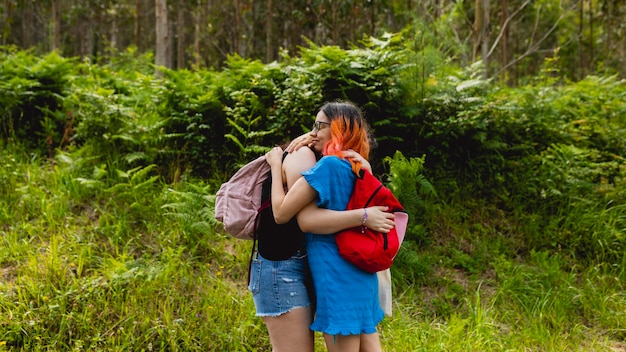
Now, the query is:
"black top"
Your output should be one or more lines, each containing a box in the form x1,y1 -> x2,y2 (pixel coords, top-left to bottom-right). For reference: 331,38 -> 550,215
255,150 -> 318,261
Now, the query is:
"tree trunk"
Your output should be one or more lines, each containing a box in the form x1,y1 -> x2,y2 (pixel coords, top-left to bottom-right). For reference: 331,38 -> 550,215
331,1 -> 338,44
1,1 -> 8,45
22,0 -> 33,48
50,0 -> 61,51
233,0 -> 241,55
481,0 -> 490,78
265,0 -> 273,62
579,0 -> 584,79
293,1 -> 302,48
370,3 -> 376,38
177,5 -> 185,69
499,0 -> 509,83
155,0 -> 169,75
472,0 -> 483,62
79,20 -> 88,57
110,6 -> 118,52
588,0 -> 594,73
135,0 -> 142,51
603,0 -> 611,59
193,2 -> 202,67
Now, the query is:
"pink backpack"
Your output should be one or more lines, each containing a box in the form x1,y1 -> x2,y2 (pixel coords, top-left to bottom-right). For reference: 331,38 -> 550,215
214,156 -> 270,240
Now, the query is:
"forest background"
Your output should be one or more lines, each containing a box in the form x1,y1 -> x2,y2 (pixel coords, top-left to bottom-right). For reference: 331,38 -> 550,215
1,0 -> 626,351
1,0 -> 626,82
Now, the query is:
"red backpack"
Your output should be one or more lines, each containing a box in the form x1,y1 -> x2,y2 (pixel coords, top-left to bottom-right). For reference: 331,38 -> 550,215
335,169 -> 408,273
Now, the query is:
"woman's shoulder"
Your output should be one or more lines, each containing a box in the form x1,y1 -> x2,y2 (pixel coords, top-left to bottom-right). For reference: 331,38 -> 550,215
288,146 -> 316,159
283,147 -> 317,170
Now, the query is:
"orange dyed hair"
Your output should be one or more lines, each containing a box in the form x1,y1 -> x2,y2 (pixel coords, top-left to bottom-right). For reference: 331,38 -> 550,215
320,101 -> 372,173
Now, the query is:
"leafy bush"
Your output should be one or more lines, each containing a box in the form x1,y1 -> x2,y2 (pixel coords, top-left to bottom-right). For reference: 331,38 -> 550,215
0,33 -> 411,180
2,40 -> 626,269
383,151 -> 437,286
384,151 -> 436,245
0,49 -> 75,155
516,144 -> 626,263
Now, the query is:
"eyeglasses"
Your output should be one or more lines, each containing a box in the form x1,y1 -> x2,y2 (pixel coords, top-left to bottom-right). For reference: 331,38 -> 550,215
312,121 -> 331,132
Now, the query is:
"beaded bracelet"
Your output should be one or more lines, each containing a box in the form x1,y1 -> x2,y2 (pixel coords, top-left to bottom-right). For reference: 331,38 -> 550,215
361,208 -> 368,233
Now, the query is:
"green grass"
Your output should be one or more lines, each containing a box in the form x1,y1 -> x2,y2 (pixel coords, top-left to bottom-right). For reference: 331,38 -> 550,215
1,146 -> 626,351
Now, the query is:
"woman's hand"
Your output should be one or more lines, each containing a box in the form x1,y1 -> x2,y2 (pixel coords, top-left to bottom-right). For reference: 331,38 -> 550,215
364,206 -> 395,233
343,149 -> 372,173
285,133 -> 314,153
265,146 -> 284,167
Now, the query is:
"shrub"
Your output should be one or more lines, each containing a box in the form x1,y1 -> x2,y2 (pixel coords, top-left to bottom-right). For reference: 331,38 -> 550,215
0,49 -> 75,156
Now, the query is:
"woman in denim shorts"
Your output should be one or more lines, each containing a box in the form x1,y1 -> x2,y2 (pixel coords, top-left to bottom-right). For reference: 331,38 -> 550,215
266,101 -> 392,352
250,135 -> 394,352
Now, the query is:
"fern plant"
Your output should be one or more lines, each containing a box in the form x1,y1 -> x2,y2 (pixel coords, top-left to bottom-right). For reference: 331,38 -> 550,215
383,151 -> 437,287
223,88 -> 275,160
161,183 -> 218,257
0,50 -> 75,154
384,151 -> 436,245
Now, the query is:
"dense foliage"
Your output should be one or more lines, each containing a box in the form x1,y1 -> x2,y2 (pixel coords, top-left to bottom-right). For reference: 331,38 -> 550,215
1,35 -> 626,350
2,33 -> 625,265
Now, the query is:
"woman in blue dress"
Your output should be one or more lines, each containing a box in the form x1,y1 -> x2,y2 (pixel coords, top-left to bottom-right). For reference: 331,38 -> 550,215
250,142 -> 393,352
266,101 -> 385,352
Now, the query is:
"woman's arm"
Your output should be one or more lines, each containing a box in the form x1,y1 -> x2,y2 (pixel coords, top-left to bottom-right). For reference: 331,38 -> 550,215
266,146 -> 318,224
297,203 -> 395,234
266,146 -> 395,232
283,146 -> 317,189
342,149 -> 372,173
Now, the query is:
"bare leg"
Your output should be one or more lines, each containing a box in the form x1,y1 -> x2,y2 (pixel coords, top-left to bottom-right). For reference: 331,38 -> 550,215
359,332 -> 382,352
263,306 -> 314,352
324,333 -> 360,352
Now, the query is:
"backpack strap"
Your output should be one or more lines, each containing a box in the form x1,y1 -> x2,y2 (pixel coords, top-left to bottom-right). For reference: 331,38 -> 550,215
247,150 -> 289,285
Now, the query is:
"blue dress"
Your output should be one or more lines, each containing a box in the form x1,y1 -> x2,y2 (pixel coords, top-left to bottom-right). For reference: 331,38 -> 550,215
302,156 -> 384,335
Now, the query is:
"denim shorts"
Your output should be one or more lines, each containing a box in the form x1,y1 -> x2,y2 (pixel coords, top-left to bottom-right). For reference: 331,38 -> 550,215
248,250 -> 313,317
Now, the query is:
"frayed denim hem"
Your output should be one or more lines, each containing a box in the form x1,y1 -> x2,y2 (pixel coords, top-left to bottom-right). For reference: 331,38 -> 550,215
255,303 -> 311,318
